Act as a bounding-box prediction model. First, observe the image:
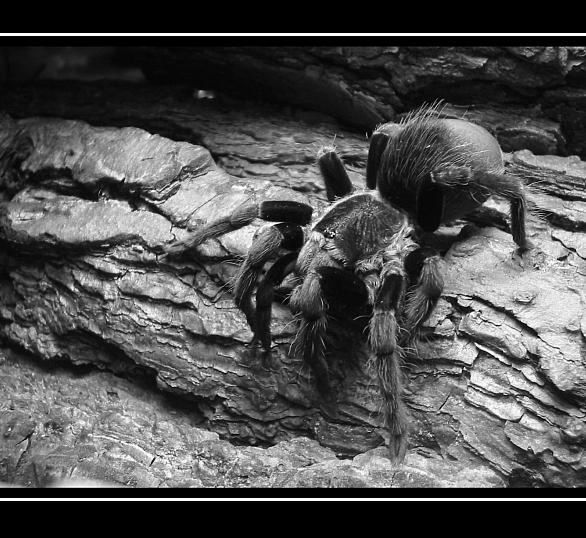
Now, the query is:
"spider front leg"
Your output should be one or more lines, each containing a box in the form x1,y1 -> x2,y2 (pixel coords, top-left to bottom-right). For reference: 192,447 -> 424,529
160,199 -> 313,257
472,169 -> 530,252
254,251 -> 299,358
368,271 -> 410,463
290,270 -> 331,394
234,222 -> 304,337
290,263 -> 369,394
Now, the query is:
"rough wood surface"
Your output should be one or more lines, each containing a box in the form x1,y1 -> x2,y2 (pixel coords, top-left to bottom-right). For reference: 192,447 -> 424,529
0,82 -> 585,488
0,346 -> 504,488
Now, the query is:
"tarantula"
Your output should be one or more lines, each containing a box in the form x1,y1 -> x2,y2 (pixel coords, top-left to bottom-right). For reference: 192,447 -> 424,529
161,102 -> 531,462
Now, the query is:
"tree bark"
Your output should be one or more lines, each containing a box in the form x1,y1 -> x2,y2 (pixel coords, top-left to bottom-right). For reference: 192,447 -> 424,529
0,79 -> 585,488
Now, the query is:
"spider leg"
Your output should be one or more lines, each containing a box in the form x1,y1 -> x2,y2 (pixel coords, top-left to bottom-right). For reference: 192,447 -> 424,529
290,265 -> 369,394
472,170 -> 530,251
254,251 -> 299,355
403,246 -> 444,333
160,199 -> 312,257
366,123 -> 403,189
234,223 -> 304,334
368,271 -> 409,462
425,166 -> 530,250
317,146 -> 353,202
414,164 -> 473,233
415,176 -> 446,233
290,270 -> 330,394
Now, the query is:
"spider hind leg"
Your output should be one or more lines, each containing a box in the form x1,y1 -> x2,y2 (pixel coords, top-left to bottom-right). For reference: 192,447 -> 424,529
426,165 -> 531,251
317,146 -> 353,202
475,172 -> 530,252
367,123 -> 403,189
415,180 -> 446,233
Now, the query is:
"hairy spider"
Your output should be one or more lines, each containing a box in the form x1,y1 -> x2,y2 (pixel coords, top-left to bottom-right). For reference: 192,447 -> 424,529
161,102 -> 531,462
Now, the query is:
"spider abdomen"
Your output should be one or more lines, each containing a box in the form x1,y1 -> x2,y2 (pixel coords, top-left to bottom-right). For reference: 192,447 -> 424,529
373,105 -> 518,234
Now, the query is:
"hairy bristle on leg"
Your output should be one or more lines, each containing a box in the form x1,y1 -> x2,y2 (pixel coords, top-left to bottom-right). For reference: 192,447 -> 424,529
234,224 -> 302,334
452,169 -> 531,251
290,271 -> 332,394
255,252 -> 299,353
369,271 -> 409,463
367,123 -> 404,189
403,248 -> 444,332
160,199 -> 313,258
